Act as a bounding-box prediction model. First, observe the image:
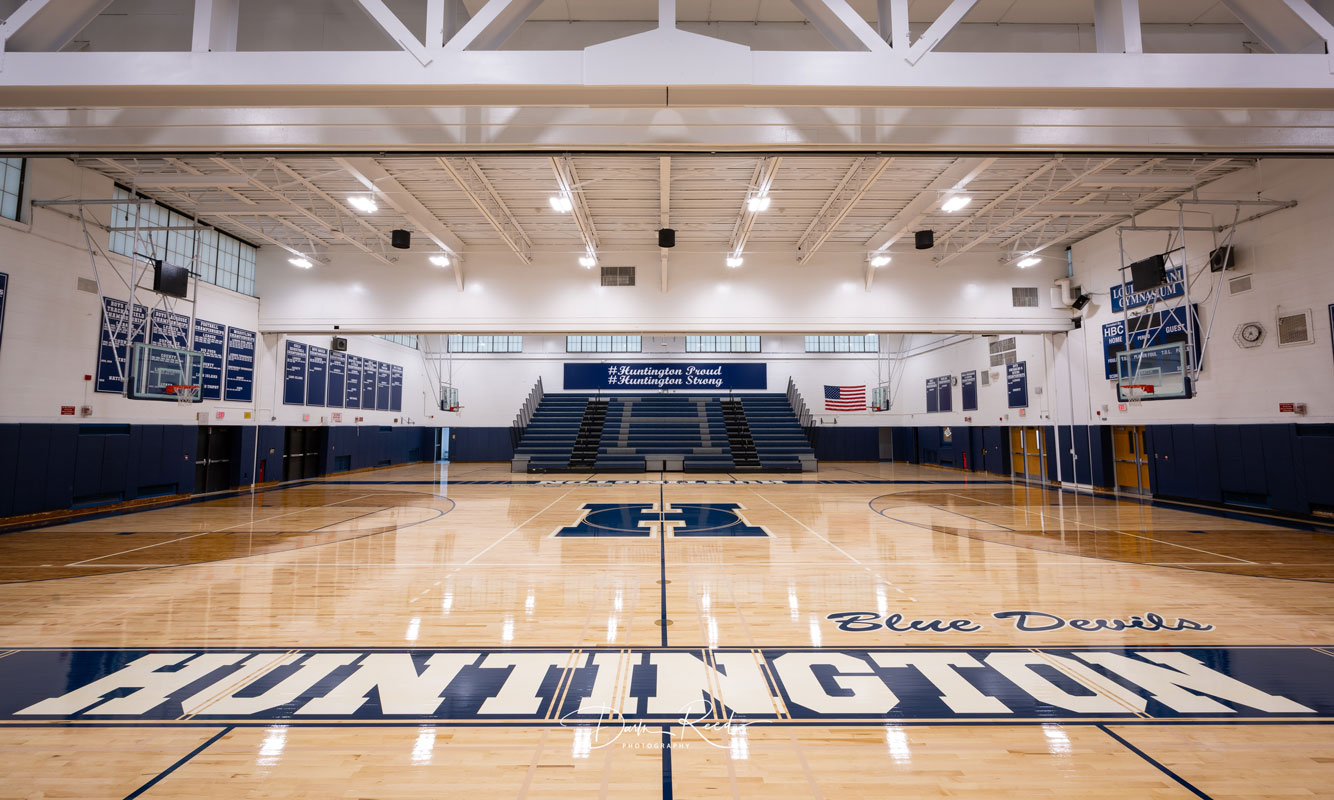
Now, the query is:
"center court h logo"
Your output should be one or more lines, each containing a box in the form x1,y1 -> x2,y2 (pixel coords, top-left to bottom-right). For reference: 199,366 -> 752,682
554,503 -> 769,537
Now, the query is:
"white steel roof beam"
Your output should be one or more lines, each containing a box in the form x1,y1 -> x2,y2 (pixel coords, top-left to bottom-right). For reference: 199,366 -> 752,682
267,159 -> 397,249
437,157 -> 531,264
727,157 -> 781,262
335,156 -> 467,289
1,0 -> 113,53
935,158 -> 1117,267
352,0 -> 432,65
864,156 -> 996,252
1093,0 -> 1142,54
213,158 -> 396,266
1221,0 -> 1330,53
192,0 -> 239,53
789,0 -> 890,52
905,0 -> 979,65
796,157 -> 892,265
445,0 -> 543,51
550,155 -> 600,261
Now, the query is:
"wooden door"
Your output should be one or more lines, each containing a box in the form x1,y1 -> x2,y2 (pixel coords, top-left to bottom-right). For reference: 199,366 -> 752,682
1112,425 -> 1150,493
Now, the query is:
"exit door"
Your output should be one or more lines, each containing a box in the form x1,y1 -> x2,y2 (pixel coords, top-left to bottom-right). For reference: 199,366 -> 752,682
1112,425 -> 1151,493
194,426 -> 233,493
1010,426 -> 1046,480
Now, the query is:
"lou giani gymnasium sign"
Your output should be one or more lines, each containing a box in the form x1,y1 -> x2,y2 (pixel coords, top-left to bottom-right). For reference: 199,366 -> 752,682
3,646 -> 1332,725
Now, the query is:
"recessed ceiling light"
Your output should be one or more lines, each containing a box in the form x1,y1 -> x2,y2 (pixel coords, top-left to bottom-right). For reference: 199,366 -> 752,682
579,255 -> 597,268
941,195 -> 972,213
870,255 -> 891,267
746,195 -> 771,212
726,256 -> 744,268
288,257 -> 313,268
1017,256 -> 1042,268
429,255 -> 450,267
348,195 -> 377,213
549,195 -> 573,213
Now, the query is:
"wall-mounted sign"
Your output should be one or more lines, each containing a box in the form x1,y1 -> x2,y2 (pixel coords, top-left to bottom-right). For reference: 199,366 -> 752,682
961,370 -> 978,411
564,362 -> 766,391
1007,361 -> 1028,408
1110,266 -> 1185,313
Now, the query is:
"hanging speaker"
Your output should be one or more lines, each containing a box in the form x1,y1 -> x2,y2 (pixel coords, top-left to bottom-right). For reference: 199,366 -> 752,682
1070,293 -> 1091,311
658,228 -> 676,248
914,230 -> 935,250
391,229 -> 411,250
331,336 -> 348,352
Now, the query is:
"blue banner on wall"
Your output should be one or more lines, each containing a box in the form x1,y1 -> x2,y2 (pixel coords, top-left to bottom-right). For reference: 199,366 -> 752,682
937,375 -> 953,412
345,355 -> 362,409
361,360 -> 378,410
95,298 -> 148,394
1100,305 -> 1201,380
0,272 -> 8,354
223,326 -> 255,403
1007,361 -> 1029,409
1110,266 -> 1185,313
306,346 -> 328,407
926,377 -> 939,413
564,362 -> 767,391
375,363 -> 390,411
148,308 -> 190,350
390,364 -> 404,412
192,319 -> 226,401
961,370 -> 978,412
283,341 -> 308,406
327,351 -> 346,409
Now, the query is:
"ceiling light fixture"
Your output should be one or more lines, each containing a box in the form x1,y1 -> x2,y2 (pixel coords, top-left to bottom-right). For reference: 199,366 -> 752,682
746,195 -> 771,212
1017,257 -> 1042,268
579,254 -> 597,268
288,257 -> 313,269
870,255 -> 891,268
549,195 -> 573,213
429,255 -> 450,268
941,195 -> 972,213
726,256 -> 744,268
348,195 -> 377,213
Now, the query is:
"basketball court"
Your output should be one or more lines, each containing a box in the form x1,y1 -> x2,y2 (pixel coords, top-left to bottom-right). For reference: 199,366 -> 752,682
1,2 -> 1333,798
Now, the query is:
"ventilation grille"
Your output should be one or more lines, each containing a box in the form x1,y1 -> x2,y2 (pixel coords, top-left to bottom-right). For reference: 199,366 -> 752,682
988,336 -> 1017,368
1277,310 -> 1313,346
979,371 -> 991,386
76,277 -> 98,294
600,266 -> 635,287
1012,287 -> 1039,307
1228,274 -> 1252,295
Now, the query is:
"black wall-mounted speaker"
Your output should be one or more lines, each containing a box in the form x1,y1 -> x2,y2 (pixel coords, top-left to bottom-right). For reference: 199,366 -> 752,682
391,229 -> 411,249
915,230 -> 935,250
1071,293 -> 1091,311
658,228 -> 676,248
331,336 -> 348,352
1209,245 -> 1236,272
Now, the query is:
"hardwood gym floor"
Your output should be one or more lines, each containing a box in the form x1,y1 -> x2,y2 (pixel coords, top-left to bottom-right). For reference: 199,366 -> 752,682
0,461 -> 1331,799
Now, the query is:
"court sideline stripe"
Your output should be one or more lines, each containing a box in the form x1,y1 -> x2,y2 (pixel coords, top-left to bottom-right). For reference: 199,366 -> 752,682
121,725 -> 233,800
659,476 -> 673,800
1097,725 -> 1213,800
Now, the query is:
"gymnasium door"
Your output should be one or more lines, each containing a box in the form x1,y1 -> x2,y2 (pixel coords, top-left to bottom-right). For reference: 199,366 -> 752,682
194,426 -> 233,493
283,427 -> 322,480
1010,427 -> 1046,480
1111,425 -> 1151,493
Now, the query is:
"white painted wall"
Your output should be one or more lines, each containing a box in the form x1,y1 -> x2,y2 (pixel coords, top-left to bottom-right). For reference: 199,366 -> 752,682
256,247 -> 1071,335
0,158 -> 439,427
1059,158 -> 1334,426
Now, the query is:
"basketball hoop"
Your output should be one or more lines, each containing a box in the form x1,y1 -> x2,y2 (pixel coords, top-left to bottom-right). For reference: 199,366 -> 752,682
166,384 -> 200,405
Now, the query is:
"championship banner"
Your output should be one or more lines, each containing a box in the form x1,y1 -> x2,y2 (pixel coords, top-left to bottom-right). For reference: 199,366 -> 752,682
564,362 -> 766,391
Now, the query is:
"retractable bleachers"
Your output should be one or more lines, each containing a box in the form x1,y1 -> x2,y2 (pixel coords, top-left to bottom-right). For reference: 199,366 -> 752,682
740,394 -> 818,472
511,392 -> 815,473
510,394 -> 590,472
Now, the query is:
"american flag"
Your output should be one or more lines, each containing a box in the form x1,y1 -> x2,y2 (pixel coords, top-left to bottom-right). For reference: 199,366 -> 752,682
824,384 -> 866,411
